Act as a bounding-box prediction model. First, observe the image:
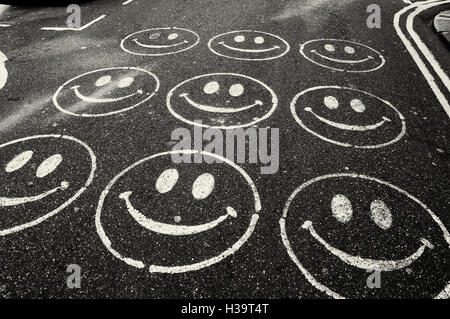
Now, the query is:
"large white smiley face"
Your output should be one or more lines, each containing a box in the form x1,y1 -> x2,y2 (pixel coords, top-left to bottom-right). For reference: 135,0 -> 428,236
208,30 -> 290,60
300,39 -> 385,72
96,150 -> 260,273
0,135 -> 95,236
290,86 -> 406,149
121,27 -> 200,56
53,67 -> 159,117
167,73 -> 278,129
281,174 -> 450,298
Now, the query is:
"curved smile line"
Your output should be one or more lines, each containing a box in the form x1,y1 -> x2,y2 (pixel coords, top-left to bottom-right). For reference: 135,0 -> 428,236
71,86 -> 142,103
218,42 -> 280,53
0,181 -> 69,207
311,50 -> 374,64
119,191 -> 238,236
302,220 -> 434,272
132,39 -> 188,48
305,107 -> 391,131
180,93 -> 263,113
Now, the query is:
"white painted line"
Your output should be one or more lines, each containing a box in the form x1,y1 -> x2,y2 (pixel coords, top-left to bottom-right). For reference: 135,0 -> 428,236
290,86 -> 406,149
208,30 -> 290,61
53,67 -> 160,117
0,50 -> 7,90
120,27 -> 200,56
41,15 -> 106,31
280,173 -> 450,299
299,39 -> 385,73
167,73 -> 278,130
394,0 -> 450,118
0,135 -> 96,236
122,0 -> 134,5
95,150 -> 261,273
0,24 -> 10,27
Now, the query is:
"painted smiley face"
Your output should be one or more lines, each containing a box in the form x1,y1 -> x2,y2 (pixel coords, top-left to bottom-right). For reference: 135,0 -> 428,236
121,27 -> 199,56
281,174 -> 450,298
167,73 -> 278,129
96,150 -> 260,273
53,67 -> 159,117
0,135 -> 95,236
208,30 -> 290,60
290,86 -> 406,148
300,39 -> 385,72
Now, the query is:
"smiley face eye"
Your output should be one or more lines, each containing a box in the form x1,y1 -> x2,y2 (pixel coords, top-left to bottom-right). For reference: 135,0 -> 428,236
168,33 -> 179,40
324,96 -> 339,109
95,75 -> 112,87
149,32 -> 160,39
5,150 -> 33,173
155,168 -> 179,194
350,99 -> 366,113
254,36 -> 264,44
117,77 -> 134,88
192,173 -> 215,200
203,81 -> 220,94
229,83 -> 244,97
36,154 -> 62,178
345,46 -> 356,54
324,44 -> 336,52
234,35 -> 245,43
331,194 -> 353,223
370,199 -> 392,230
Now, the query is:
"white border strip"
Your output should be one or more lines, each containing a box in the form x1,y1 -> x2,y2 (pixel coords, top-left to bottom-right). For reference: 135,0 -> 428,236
394,0 -> 450,117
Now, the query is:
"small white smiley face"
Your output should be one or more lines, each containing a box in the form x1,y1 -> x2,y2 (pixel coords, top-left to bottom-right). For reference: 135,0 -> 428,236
300,39 -> 385,72
290,86 -> 406,149
167,73 -> 278,129
281,174 -> 450,298
96,150 -> 260,273
53,67 -> 159,117
208,30 -> 290,61
121,27 -> 200,56
0,135 -> 96,236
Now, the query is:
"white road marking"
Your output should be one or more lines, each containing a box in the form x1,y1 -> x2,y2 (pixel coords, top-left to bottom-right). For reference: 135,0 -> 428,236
304,107 -> 392,131
280,173 -> 450,299
208,30 -> 290,61
302,220 -> 433,271
167,73 -> 278,130
71,85 -> 142,103
0,24 -> 10,27
53,67 -> 159,117
95,150 -> 261,273
300,39 -> 385,72
122,0 -> 134,5
119,191 -> 237,236
0,50 -> 8,90
0,135 -> 96,236
121,27 -> 199,56
394,0 -> 450,118
41,15 -> 106,31
180,93 -> 263,113
0,181 -> 69,207
290,86 -> 406,149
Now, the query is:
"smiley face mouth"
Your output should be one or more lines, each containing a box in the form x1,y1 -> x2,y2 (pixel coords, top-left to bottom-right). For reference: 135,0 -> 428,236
132,38 -> 189,48
119,191 -> 238,236
218,41 -> 280,53
302,220 -> 434,272
304,107 -> 391,131
0,181 -> 69,207
71,86 -> 143,103
180,93 -> 263,113
310,50 -> 374,64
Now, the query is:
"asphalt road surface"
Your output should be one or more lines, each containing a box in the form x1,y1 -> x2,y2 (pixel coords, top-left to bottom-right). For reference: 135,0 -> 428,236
0,0 -> 449,299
